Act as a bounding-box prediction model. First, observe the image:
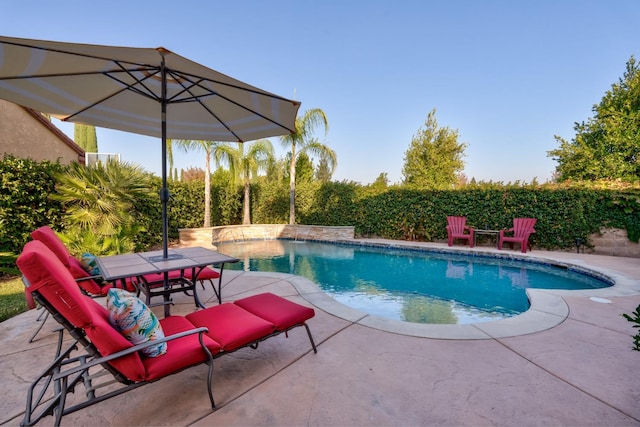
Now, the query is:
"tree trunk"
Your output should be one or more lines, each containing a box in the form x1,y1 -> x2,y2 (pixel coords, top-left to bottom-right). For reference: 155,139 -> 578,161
203,149 -> 211,228
289,144 -> 297,225
243,181 -> 251,224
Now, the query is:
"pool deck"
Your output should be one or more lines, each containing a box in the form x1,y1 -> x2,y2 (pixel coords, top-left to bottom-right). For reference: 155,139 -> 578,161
2,240 -> 640,426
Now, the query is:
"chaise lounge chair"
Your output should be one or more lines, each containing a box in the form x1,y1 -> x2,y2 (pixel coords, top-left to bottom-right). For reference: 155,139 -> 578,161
17,240 -> 317,427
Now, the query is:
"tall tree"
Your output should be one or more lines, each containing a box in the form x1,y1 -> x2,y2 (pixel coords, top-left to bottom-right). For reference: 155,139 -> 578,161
548,55 -> 640,182
74,124 -> 98,153
215,139 -> 274,224
402,109 -> 467,189
280,108 -> 336,224
172,140 -> 223,227
316,157 -> 333,182
237,139 -> 273,224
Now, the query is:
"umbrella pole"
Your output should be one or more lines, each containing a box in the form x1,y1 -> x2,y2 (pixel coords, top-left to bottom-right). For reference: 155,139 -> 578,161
160,54 -> 171,317
160,55 -> 169,260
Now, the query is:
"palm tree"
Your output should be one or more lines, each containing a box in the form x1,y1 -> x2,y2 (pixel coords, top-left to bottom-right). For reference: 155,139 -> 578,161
280,108 -> 336,224
209,139 -> 274,224
237,140 -> 274,224
52,160 -> 152,255
172,140 -> 222,228
166,139 -> 175,181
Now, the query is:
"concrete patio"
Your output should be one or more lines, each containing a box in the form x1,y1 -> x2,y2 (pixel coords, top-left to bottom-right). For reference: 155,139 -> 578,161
1,241 -> 639,426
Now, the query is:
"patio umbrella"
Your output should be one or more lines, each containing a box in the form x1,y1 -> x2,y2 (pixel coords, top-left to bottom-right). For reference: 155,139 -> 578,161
0,35 -> 300,259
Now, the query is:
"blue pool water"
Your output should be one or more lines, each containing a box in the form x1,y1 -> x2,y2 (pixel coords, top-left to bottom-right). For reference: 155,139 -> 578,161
217,240 -> 611,324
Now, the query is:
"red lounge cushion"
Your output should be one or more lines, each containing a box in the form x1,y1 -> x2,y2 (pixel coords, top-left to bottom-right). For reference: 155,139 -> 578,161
18,241 -> 93,327
234,293 -> 315,331
186,304 -> 275,352
31,226 -> 71,267
143,315 -> 222,381
135,270 -> 195,291
140,267 -> 219,289
84,298 -> 146,381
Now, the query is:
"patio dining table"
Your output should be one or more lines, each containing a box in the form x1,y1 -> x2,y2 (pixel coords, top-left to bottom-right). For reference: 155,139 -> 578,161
96,246 -> 238,317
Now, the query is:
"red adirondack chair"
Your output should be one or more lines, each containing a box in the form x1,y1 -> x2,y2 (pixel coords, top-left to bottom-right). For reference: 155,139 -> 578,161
498,218 -> 537,253
446,216 -> 474,248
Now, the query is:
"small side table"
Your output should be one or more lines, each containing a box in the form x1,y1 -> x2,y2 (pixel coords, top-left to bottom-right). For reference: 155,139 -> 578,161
474,229 -> 500,248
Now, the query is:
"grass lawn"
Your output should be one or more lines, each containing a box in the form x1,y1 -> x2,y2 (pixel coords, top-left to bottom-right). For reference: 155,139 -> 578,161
0,276 -> 27,323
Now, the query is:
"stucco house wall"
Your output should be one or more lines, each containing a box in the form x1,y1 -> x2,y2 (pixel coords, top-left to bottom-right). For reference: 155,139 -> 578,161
0,99 -> 84,164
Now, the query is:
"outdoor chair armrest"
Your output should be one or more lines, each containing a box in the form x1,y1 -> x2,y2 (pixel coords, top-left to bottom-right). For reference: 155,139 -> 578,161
53,327 -> 211,379
500,227 -> 514,236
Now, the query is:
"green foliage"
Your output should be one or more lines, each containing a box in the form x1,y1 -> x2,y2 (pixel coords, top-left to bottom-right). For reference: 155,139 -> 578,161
52,160 -> 155,255
291,181 -> 640,250
622,304 -> 640,351
169,180 -> 207,229
548,56 -> 640,182
236,139 -> 274,224
0,251 -> 19,276
0,155 -> 64,254
301,181 -> 359,226
402,109 -> 467,189
279,107 -> 336,224
294,152 -> 315,183
316,157 -> 333,182
251,179 -> 289,224
2,153 -> 640,268
0,277 -> 27,323
74,123 -> 98,152
217,184 -> 243,225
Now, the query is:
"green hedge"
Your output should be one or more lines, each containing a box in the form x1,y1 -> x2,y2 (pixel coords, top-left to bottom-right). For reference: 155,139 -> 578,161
2,155 -> 639,267
0,155 -> 64,254
299,184 -> 640,250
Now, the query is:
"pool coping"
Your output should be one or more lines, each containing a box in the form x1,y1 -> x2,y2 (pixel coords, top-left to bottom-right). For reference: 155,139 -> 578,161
229,239 -> 640,340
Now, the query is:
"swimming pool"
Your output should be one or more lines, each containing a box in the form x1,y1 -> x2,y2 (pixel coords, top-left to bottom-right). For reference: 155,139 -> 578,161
216,240 -> 611,324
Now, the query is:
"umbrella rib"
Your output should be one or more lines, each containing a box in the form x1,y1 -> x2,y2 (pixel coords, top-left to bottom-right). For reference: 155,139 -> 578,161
0,67 -> 154,81
165,69 -> 298,136
106,62 -> 163,101
205,89 -> 296,135
0,38 -> 157,68
64,66 -> 162,121
165,71 -> 242,141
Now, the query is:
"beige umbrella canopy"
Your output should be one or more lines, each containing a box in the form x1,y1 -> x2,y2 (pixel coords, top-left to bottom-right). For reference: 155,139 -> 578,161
0,35 -> 300,257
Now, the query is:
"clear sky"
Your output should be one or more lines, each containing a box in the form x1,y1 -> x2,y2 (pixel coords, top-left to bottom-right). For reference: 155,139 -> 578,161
4,0 -> 639,185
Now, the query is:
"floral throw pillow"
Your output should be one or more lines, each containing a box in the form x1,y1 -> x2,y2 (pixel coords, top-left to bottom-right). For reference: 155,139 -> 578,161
106,289 -> 167,357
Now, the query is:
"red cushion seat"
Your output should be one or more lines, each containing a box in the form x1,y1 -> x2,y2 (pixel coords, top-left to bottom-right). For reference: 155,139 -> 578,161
186,304 -> 275,352
138,266 -> 219,287
234,293 -> 315,331
143,315 -> 222,381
